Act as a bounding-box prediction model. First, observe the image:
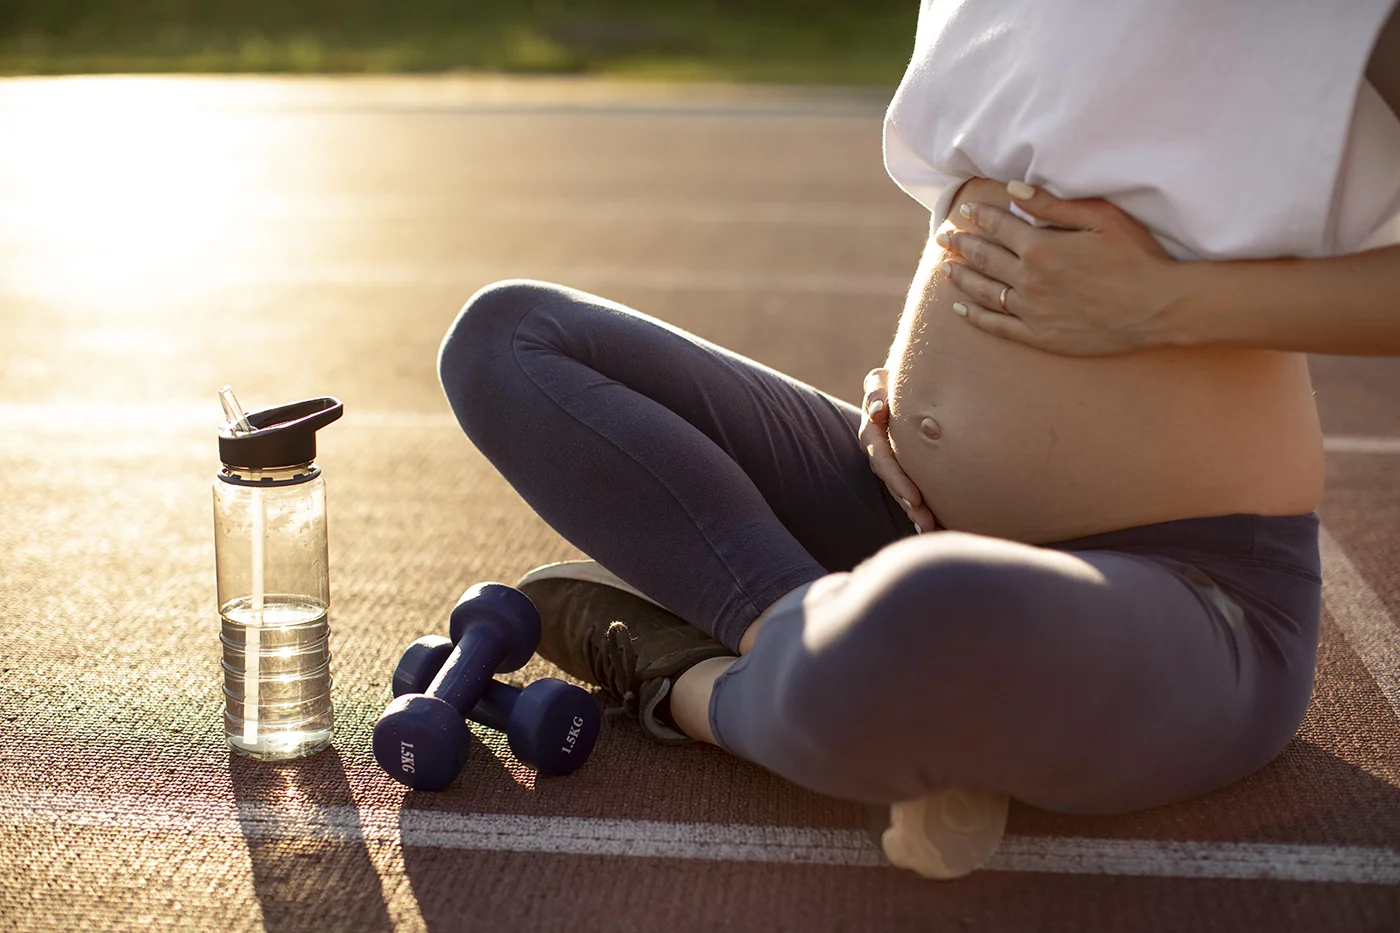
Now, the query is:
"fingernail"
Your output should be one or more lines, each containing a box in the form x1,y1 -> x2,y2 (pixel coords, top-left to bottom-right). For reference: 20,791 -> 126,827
952,302 -> 969,317
1007,181 -> 1035,199
934,230 -> 950,248
939,262 -> 953,276
869,399 -> 884,414
913,521 -> 923,533
958,203 -> 973,219
899,497 -> 912,510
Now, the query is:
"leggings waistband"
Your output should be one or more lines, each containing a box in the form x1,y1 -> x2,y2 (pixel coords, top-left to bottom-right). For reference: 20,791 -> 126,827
1046,512 -> 1321,581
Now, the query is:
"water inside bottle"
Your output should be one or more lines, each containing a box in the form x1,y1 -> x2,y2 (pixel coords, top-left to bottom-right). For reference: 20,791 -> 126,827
220,594 -> 333,760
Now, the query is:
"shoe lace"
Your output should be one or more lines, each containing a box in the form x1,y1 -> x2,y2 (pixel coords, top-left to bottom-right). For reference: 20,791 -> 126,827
580,620 -> 640,719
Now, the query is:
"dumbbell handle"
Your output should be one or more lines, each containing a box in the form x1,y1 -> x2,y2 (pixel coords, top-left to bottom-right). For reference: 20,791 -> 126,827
470,680 -> 518,734
408,658 -> 533,736
390,635 -> 522,731
426,624 -> 507,714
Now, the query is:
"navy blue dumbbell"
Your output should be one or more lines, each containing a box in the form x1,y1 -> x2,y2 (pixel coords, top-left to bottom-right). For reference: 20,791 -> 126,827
373,582 -> 543,791
393,635 -> 599,776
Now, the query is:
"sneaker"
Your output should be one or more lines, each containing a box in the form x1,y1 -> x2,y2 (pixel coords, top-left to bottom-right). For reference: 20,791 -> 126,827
873,788 -> 1009,880
516,560 -> 734,745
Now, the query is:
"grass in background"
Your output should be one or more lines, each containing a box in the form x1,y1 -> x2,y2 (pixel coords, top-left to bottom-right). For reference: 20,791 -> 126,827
0,3 -> 916,85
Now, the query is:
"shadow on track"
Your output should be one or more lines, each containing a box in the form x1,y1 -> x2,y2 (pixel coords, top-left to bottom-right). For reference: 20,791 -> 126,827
230,748 -> 393,933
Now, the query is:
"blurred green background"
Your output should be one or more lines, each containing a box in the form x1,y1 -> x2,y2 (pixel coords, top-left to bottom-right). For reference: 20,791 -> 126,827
0,0 -> 918,84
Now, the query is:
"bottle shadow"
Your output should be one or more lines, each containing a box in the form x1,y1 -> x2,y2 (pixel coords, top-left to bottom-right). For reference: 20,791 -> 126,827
229,748 -> 393,933
396,729 -> 566,933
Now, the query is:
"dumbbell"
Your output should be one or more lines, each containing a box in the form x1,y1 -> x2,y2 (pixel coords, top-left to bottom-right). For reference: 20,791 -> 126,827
373,582 -> 546,790
393,635 -> 599,777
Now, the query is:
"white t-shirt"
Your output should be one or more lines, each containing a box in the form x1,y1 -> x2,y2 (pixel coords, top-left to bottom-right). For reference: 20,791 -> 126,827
883,0 -> 1400,260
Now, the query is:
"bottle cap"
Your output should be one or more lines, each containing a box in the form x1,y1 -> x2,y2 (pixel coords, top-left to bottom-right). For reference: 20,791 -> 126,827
218,396 -> 343,470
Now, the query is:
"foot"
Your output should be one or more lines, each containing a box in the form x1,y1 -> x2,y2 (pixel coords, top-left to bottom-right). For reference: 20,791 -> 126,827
516,561 -> 734,745
872,788 -> 1009,880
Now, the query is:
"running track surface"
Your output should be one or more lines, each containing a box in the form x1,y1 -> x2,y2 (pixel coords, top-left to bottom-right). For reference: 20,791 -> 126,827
1,76 -> 1397,933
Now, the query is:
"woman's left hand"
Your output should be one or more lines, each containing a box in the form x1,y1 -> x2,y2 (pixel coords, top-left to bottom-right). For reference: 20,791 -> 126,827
940,184 -> 1180,357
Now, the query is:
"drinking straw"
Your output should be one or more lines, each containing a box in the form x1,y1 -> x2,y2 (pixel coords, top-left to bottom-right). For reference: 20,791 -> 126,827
219,386 -> 262,746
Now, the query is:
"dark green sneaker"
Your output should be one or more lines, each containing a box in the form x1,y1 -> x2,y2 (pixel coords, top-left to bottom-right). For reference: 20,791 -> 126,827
516,560 -> 734,745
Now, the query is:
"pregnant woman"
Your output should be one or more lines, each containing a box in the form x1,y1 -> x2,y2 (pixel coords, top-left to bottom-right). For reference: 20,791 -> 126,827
438,1 -> 1400,879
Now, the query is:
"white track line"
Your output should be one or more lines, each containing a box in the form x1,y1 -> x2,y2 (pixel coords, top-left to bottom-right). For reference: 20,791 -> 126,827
3,792 -> 1397,884
0,265 -> 913,297
1,200 -> 919,229
0,77 -> 889,117
1320,524 -> 1400,724
1323,435 -> 1400,454
3,405 -> 1400,456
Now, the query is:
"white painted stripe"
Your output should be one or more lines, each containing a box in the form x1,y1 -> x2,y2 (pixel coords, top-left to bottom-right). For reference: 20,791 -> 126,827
1324,435 -> 1400,454
445,201 -> 921,228
1319,524 -> 1400,723
2,791 -> 1397,884
0,265 -> 912,297
398,812 -> 881,866
0,76 -> 889,118
991,836 -> 1400,884
0,405 -> 464,432
4,405 -> 1400,456
3,200 -> 919,228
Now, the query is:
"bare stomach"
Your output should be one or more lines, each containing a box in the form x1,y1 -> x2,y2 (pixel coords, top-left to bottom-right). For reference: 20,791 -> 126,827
886,178 -> 1325,544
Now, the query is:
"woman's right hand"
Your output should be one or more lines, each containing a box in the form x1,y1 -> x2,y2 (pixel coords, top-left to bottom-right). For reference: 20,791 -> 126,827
860,368 -> 937,533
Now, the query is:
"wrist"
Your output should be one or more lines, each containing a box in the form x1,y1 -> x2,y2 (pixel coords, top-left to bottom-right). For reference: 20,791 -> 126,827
1153,258 -> 1215,349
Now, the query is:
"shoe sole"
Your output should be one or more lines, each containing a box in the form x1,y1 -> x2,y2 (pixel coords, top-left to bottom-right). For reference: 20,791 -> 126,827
516,560 -> 667,610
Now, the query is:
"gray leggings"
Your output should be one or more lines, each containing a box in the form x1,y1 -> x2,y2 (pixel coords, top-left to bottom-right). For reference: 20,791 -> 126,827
438,280 -> 1322,815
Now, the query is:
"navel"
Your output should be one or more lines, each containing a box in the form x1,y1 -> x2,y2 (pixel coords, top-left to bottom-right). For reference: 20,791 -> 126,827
920,417 -> 942,440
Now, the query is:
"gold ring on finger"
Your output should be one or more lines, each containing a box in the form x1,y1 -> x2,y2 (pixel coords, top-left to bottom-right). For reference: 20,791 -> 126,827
998,285 -> 1012,312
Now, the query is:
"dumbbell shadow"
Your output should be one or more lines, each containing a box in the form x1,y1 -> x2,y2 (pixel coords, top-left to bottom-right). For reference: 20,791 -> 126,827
372,582 -> 601,791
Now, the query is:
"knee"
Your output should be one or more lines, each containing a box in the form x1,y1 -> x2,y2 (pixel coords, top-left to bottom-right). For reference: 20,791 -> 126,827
763,536 -> 1050,762
437,279 -> 569,432
850,533 -> 1054,653
438,279 -> 563,390
768,536 -> 1059,729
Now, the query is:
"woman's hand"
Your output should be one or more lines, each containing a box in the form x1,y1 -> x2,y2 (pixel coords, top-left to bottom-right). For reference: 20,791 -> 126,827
860,367 -> 937,533
939,183 -> 1179,356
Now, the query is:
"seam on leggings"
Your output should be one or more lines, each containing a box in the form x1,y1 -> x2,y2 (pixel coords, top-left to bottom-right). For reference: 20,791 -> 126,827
1208,555 -> 1321,584
706,651 -> 752,755
509,298 -> 776,629
1178,565 -> 1249,680
1101,551 -> 1250,680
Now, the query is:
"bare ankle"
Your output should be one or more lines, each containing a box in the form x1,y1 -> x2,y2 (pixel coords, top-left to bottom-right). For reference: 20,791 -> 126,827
669,657 -> 738,744
737,618 -> 767,655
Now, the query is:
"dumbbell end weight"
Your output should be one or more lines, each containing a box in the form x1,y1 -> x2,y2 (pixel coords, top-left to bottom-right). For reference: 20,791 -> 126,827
392,635 -> 453,698
449,583 -> 541,672
501,679 -> 602,775
372,695 -> 472,791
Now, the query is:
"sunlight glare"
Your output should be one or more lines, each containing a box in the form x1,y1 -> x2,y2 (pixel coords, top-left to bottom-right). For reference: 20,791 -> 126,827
0,78 -> 290,310
471,722 -> 538,791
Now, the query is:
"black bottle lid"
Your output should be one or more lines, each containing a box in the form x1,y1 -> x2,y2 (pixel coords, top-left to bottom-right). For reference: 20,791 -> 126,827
219,397 -> 343,470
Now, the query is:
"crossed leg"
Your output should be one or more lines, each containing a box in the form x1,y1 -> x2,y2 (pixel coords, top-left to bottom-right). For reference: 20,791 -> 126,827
439,280 -> 1314,818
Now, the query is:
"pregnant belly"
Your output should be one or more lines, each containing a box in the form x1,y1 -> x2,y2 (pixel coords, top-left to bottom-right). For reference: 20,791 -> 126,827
885,179 -> 1325,544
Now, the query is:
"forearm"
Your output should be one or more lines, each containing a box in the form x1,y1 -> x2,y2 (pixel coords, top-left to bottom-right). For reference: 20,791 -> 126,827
1165,244 -> 1400,355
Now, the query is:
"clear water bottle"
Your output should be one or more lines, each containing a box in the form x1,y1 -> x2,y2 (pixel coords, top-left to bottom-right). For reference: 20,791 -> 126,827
214,387 -> 343,760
